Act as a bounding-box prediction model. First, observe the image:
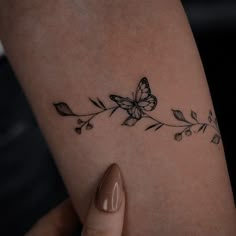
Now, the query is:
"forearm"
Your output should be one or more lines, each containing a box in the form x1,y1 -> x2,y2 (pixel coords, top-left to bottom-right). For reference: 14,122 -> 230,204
1,0 -> 236,235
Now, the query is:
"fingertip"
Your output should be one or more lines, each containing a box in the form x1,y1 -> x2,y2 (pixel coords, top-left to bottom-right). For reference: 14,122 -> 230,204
82,163 -> 126,236
95,163 -> 124,213
25,199 -> 78,236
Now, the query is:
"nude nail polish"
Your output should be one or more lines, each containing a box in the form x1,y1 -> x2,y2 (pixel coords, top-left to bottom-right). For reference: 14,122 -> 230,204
95,163 -> 124,213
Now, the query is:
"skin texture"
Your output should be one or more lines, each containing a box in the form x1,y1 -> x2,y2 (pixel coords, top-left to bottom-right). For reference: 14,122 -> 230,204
0,0 -> 236,235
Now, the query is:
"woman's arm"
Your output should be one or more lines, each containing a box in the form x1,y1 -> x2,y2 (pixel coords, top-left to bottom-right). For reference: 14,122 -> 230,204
0,0 -> 235,235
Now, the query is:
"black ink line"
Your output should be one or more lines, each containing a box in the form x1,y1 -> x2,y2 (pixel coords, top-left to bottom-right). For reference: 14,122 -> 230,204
53,77 -> 221,144
143,112 -> 218,132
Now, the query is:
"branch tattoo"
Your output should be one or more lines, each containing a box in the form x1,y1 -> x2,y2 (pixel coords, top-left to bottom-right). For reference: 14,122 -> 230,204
54,77 -> 221,144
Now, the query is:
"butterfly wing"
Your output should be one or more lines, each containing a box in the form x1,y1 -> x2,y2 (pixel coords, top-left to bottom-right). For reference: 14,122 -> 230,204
110,95 -> 134,110
135,77 -> 151,101
110,77 -> 157,120
138,95 -> 157,111
128,105 -> 143,119
135,77 -> 157,111
110,95 -> 143,119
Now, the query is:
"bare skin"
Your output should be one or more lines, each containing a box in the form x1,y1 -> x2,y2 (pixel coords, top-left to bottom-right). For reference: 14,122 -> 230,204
0,1 -> 236,235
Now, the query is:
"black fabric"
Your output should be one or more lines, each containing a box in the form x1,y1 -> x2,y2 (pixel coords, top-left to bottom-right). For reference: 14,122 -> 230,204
0,1 -> 236,235
0,58 -> 70,235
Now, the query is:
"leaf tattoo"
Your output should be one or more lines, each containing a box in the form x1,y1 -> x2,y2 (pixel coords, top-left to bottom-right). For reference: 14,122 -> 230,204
211,134 -> 221,144
191,110 -> 198,122
54,102 -> 75,116
89,98 -> 103,109
53,77 -> 221,145
172,110 -> 189,123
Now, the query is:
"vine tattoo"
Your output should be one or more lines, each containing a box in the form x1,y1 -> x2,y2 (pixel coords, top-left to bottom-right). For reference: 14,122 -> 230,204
53,77 -> 221,144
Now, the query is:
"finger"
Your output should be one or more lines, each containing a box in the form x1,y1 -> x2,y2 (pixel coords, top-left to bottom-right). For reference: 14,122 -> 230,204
82,163 -> 125,236
25,199 -> 78,236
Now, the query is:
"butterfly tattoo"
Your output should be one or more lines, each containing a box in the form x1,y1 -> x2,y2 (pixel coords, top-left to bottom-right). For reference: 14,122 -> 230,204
109,77 -> 157,126
53,77 -> 221,145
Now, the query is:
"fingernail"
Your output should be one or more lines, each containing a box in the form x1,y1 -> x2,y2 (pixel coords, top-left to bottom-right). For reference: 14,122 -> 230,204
95,163 -> 124,213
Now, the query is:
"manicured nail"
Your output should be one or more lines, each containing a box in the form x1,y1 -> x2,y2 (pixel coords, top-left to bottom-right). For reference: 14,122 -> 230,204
95,163 -> 124,213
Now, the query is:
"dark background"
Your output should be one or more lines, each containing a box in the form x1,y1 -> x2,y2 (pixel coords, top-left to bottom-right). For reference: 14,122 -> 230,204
0,0 -> 236,235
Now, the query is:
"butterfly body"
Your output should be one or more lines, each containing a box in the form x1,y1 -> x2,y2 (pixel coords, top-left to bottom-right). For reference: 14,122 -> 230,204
110,77 -> 157,125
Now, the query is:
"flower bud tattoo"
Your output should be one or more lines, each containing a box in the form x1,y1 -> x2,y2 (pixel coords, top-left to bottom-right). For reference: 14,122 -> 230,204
53,77 -> 221,145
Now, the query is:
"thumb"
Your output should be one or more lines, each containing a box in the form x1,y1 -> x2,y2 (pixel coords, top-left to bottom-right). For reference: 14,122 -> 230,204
82,163 -> 125,236
25,199 -> 78,236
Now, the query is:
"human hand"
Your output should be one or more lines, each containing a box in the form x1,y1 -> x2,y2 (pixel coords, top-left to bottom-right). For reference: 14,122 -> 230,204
26,164 -> 125,236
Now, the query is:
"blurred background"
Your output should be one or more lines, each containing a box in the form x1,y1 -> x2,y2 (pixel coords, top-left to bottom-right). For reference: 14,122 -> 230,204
0,0 -> 236,235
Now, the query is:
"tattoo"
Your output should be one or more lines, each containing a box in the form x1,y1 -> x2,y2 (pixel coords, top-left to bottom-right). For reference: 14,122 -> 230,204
53,77 -> 221,144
